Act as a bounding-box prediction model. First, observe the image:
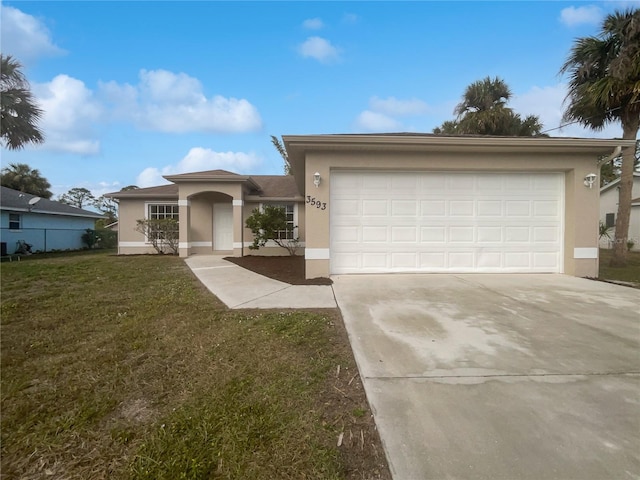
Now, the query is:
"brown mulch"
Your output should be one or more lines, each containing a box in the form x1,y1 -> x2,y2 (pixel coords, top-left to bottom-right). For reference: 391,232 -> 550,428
225,255 -> 333,285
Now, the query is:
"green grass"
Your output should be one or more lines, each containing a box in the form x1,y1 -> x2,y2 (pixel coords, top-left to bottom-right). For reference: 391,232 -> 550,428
599,249 -> 640,284
1,252 -> 384,479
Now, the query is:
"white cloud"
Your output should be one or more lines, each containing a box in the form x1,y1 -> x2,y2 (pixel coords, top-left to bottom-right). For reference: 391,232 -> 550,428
355,111 -> 402,132
302,18 -> 324,30
342,13 -> 359,24
34,75 -> 103,154
370,96 -> 430,116
99,69 -> 262,133
354,96 -> 430,132
559,5 -> 604,27
511,84 -> 622,138
136,148 -> 262,187
0,5 -> 65,63
298,36 -> 341,64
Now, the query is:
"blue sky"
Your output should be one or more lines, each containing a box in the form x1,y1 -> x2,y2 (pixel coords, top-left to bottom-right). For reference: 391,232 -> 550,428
1,1 -> 637,198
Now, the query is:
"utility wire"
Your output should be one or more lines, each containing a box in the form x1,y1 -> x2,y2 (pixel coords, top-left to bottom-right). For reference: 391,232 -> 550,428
540,100 -> 640,135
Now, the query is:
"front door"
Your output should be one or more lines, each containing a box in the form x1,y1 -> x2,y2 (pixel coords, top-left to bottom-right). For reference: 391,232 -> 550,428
213,203 -> 233,251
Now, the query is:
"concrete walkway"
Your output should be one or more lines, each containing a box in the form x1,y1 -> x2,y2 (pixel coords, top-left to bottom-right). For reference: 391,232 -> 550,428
184,255 -> 336,309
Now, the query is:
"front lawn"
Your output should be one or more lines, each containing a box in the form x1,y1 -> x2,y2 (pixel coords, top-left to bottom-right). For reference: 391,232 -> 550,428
599,249 -> 640,285
1,252 -> 389,479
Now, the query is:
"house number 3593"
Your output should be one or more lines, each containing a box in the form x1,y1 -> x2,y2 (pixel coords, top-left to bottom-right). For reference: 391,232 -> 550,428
306,196 -> 327,210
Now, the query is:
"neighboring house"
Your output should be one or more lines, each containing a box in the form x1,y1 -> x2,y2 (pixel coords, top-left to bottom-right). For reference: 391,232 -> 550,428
104,221 -> 119,232
108,134 -> 635,279
599,172 -> 640,250
0,186 -> 104,254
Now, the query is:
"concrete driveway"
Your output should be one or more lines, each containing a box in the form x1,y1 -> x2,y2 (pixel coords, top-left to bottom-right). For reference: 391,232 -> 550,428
332,274 -> 640,480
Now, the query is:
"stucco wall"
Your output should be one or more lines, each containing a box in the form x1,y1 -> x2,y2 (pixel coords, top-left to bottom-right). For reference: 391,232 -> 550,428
117,193 -> 305,257
302,150 -> 601,279
116,198 -> 162,254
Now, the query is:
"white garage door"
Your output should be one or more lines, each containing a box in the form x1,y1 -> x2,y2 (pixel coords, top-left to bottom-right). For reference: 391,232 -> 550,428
330,171 -> 564,274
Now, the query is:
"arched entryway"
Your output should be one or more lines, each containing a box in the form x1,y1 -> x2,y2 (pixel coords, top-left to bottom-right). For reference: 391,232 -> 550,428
188,191 -> 234,254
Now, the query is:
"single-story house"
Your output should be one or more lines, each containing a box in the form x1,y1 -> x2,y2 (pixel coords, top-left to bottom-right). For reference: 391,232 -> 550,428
599,172 -> 640,250
108,134 -> 635,279
0,186 -> 104,254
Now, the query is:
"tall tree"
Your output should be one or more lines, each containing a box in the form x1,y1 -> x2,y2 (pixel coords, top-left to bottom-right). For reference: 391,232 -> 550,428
433,76 -> 544,136
0,162 -> 52,198
95,195 -> 118,223
58,187 -> 96,209
1,54 -> 44,150
560,8 -> 640,267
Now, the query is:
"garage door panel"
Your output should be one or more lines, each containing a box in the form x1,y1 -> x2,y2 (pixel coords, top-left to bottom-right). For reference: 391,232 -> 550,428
362,226 -> 388,242
534,252 -> 560,268
533,226 -> 560,242
333,198 -> 359,216
450,200 -> 475,216
391,226 -> 417,242
362,200 -> 388,216
477,200 -> 502,216
533,200 -> 560,217
477,252 -> 502,268
421,200 -> 446,216
477,227 -> 502,242
420,252 -> 446,268
333,225 -> 359,243
421,227 -> 446,242
330,171 -> 563,274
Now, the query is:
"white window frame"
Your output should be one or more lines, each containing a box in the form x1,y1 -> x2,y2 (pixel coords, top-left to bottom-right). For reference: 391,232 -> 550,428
259,202 -> 298,241
143,202 -> 179,243
8,213 -> 21,231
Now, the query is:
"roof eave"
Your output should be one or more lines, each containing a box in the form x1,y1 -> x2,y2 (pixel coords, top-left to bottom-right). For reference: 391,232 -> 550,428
284,134 -> 635,198
163,173 -> 261,189
106,192 -> 178,199
244,195 -> 305,202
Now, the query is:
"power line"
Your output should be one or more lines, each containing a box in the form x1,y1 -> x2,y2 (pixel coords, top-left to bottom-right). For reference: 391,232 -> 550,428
540,101 -> 640,135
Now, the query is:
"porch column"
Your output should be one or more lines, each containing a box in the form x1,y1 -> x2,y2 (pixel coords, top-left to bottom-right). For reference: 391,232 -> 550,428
232,198 -> 244,257
178,199 -> 191,257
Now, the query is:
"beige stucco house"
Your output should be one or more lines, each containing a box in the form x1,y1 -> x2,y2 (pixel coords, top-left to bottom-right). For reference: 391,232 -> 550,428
599,172 -> 640,250
109,171 -> 304,256
108,134 -> 634,279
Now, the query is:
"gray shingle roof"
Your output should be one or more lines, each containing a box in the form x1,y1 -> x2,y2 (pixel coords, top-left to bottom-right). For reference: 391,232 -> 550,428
106,173 -> 301,200
0,186 -> 104,218
106,184 -> 178,199
249,175 -> 301,198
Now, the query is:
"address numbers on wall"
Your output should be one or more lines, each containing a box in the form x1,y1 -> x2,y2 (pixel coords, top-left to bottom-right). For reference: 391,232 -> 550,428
306,196 -> 327,210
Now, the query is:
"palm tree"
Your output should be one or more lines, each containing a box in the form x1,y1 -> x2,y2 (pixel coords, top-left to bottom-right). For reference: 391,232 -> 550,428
0,162 -> 52,198
434,76 -> 544,136
271,135 -> 291,174
560,8 -> 640,267
1,54 -> 44,150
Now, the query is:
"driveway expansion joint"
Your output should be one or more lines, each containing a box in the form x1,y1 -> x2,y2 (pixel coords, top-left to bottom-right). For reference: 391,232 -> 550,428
365,371 -> 640,380
231,285 -> 292,308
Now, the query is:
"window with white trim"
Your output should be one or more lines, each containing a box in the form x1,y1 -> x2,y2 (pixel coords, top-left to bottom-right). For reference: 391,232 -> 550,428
9,213 -> 21,230
269,203 -> 296,240
146,204 -> 179,241
148,204 -> 179,220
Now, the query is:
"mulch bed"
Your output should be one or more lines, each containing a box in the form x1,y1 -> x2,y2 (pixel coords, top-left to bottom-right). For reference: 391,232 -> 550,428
225,255 -> 333,285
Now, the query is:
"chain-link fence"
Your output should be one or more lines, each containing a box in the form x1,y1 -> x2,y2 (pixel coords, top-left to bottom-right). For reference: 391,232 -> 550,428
1,227 -> 90,255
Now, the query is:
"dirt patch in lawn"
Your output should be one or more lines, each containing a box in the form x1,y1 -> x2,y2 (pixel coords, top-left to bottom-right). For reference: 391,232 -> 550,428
225,255 -> 333,285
